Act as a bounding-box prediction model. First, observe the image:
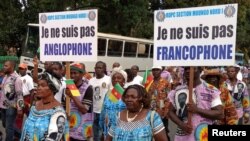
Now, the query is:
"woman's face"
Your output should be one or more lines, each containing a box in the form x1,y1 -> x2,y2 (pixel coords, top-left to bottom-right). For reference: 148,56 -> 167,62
112,73 -> 125,87
123,88 -> 142,112
36,79 -> 53,98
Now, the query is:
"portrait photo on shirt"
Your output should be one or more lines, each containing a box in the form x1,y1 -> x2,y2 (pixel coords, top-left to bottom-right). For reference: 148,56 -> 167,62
234,83 -> 244,101
94,86 -> 101,100
46,115 -> 66,140
175,89 -> 189,121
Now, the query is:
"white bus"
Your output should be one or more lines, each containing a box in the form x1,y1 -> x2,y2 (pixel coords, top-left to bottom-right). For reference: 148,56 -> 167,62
20,23 -> 154,75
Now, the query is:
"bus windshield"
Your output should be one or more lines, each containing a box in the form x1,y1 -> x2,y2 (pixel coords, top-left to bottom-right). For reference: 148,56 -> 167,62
235,52 -> 244,65
22,24 -> 39,58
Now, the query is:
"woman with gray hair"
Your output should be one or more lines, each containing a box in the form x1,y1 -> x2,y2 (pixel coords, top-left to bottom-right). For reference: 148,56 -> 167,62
20,72 -> 68,141
99,66 -> 127,139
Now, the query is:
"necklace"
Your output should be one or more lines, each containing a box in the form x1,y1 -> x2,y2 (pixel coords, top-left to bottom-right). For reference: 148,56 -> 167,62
127,106 -> 143,122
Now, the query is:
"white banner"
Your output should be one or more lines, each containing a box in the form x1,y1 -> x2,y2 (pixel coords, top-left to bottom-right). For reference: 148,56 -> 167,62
154,4 -> 238,66
39,10 -> 98,62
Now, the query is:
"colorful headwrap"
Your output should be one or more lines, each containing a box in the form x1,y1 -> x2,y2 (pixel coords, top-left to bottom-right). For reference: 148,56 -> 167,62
70,63 -> 85,73
38,72 -> 61,94
111,66 -> 127,83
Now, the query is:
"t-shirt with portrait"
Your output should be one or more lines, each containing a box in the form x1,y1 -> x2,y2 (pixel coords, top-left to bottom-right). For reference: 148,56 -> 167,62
168,82 -> 222,141
89,75 -> 111,113
225,79 -> 250,118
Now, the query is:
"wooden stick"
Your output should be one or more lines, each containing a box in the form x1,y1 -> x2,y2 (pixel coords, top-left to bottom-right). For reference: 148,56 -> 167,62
66,62 -> 71,117
188,67 -> 194,125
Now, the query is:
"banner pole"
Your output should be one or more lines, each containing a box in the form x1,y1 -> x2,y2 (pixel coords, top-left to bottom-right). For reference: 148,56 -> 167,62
188,67 -> 194,126
66,62 -> 71,117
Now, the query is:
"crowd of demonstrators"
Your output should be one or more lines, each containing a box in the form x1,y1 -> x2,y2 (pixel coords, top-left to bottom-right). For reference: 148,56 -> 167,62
1,56 -> 250,141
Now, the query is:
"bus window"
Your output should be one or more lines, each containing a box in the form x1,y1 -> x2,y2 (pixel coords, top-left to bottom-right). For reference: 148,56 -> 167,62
107,40 -> 123,57
98,38 -> 106,56
124,42 -> 137,57
150,45 -> 154,58
138,44 -> 150,58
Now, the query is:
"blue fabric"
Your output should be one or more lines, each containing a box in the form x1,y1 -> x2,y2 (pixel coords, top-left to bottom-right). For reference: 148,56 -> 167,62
1,107 -> 17,141
0,77 -> 3,84
93,113 -> 102,141
109,111 -> 164,141
99,94 -> 126,137
20,106 -> 67,141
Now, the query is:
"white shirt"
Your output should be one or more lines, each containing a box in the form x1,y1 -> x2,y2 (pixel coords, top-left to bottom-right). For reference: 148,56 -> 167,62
89,75 -> 111,113
132,75 -> 143,85
54,77 -> 66,103
20,74 -> 34,96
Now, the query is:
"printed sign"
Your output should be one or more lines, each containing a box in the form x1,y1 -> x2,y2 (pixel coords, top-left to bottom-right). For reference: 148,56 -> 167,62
154,4 -> 238,66
39,10 -> 98,61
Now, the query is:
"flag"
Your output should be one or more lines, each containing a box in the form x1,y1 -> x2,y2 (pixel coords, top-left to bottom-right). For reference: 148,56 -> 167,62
65,79 -> 80,96
109,83 -> 124,103
142,69 -> 153,92
37,47 -> 40,53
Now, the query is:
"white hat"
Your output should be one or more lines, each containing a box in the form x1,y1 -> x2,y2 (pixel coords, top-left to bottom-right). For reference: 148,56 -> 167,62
152,65 -> 162,70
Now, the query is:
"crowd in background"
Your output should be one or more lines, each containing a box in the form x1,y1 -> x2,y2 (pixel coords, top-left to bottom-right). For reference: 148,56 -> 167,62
0,58 -> 249,141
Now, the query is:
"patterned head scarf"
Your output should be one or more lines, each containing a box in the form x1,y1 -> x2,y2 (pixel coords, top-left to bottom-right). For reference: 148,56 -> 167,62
70,63 -> 85,73
111,66 -> 127,83
38,72 -> 61,94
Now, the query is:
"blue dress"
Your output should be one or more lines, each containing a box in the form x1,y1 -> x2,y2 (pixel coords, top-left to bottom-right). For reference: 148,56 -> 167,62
108,110 -> 165,141
99,93 -> 126,136
20,106 -> 69,141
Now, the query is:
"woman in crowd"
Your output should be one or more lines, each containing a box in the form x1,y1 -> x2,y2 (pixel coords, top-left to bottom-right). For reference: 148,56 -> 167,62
99,66 -> 127,139
106,85 -> 168,141
20,72 -> 68,141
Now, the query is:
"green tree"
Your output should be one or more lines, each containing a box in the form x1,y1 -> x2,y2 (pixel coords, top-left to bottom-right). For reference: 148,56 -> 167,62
0,0 -> 26,48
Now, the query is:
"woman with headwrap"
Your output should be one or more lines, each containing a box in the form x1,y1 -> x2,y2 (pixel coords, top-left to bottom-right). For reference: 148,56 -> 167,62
99,66 -> 127,139
20,72 -> 68,141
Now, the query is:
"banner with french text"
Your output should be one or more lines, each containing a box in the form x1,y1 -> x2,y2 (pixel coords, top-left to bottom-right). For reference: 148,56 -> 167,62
39,10 -> 97,62
154,4 -> 237,66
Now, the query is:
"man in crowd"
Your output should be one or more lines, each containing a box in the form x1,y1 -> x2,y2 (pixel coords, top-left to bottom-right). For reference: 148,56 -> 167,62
0,60 -> 24,141
66,63 -> 93,141
131,65 -> 143,85
15,63 -> 34,138
168,67 -> 224,141
201,68 -> 238,125
89,61 -> 111,141
226,65 -> 250,124
148,66 -> 170,140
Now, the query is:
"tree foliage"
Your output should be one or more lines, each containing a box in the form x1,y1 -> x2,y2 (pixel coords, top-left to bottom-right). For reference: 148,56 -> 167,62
0,0 -> 250,63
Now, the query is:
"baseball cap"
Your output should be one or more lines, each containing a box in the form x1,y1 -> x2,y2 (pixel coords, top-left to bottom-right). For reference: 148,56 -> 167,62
18,63 -> 28,69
